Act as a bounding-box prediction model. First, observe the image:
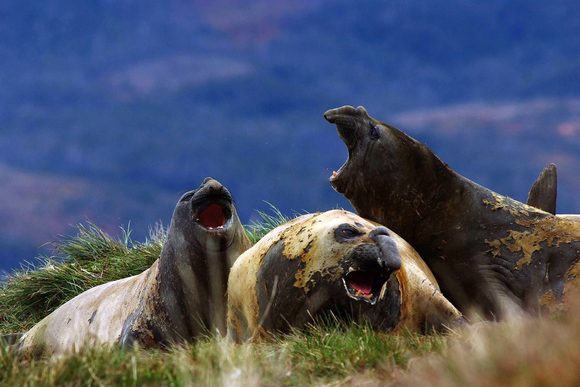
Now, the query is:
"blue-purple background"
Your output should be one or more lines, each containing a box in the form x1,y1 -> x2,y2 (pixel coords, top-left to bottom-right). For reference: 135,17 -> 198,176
1,0 -> 579,273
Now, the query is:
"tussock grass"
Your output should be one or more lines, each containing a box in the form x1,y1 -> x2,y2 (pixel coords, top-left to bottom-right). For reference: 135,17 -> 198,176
245,204 -> 292,244
0,223 -> 165,332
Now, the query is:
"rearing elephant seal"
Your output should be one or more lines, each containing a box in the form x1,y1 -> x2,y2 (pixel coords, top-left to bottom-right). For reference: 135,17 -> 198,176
19,177 -> 251,356
227,210 -> 462,342
324,105 -> 580,318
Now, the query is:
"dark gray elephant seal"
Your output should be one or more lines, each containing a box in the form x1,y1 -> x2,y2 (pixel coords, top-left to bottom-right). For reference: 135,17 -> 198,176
324,106 -> 580,318
227,210 -> 462,342
19,177 -> 251,356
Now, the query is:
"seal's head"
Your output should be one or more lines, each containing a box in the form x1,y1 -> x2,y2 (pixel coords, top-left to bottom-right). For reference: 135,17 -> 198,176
324,106 -> 451,235
227,210 -> 462,341
168,177 -> 248,256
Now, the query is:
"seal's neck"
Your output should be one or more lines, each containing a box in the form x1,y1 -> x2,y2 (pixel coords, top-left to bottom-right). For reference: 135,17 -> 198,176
156,230 -> 229,339
352,137 -> 467,240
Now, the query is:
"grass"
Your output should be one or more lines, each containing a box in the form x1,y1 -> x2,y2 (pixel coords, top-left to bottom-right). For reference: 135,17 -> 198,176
245,203 -> 293,244
1,209 -> 580,385
0,324 -> 447,386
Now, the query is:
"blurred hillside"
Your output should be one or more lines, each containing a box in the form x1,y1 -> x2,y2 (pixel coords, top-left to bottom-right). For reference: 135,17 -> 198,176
1,0 -> 579,272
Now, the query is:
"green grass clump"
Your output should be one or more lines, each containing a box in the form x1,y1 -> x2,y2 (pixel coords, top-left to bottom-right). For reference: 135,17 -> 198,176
245,204 -> 292,244
0,223 -> 165,332
279,324 -> 445,384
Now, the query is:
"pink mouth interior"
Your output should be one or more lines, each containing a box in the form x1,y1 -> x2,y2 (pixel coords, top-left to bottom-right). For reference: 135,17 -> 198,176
346,271 -> 374,295
197,204 -> 227,229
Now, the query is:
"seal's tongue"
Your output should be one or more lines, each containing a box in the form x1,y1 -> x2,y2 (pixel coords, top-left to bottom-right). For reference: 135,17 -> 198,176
197,204 -> 227,229
346,271 -> 374,295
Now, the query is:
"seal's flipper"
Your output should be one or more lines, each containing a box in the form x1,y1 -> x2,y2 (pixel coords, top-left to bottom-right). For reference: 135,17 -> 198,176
527,163 -> 557,215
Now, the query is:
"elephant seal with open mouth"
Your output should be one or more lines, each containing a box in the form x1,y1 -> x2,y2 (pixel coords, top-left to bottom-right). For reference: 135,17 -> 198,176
227,210 -> 462,342
324,105 -> 580,318
19,177 -> 251,357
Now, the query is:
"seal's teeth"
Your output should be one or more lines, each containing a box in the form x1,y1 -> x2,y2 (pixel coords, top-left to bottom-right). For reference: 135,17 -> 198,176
330,170 -> 339,182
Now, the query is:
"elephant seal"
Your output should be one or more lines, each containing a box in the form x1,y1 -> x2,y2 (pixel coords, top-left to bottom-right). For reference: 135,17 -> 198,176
227,210 -> 462,342
324,105 -> 580,318
19,177 -> 251,356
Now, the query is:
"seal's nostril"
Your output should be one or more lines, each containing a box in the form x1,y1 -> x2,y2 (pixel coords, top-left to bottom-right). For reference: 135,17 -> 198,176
369,226 -> 390,241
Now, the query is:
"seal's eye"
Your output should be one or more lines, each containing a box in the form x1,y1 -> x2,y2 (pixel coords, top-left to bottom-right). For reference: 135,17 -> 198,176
335,223 -> 363,242
368,124 -> 380,140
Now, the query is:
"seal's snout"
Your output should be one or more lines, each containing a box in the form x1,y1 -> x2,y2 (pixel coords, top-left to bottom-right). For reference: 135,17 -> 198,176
324,105 -> 368,123
342,233 -> 400,306
199,176 -> 225,193
369,226 -> 390,239
369,227 -> 402,273
190,177 -> 234,231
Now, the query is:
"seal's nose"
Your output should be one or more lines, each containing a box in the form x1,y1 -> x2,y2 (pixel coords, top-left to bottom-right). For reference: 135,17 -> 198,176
369,226 -> 390,240
324,106 -> 366,150
370,227 -> 401,272
324,106 -> 356,123
199,177 -> 224,192
193,177 -> 232,202
324,105 -> 369,123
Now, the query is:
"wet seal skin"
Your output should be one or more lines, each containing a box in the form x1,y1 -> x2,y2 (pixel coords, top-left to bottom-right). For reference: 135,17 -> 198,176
227,210 -> 462,342
18,177 -> 251,357
324,105 -> 580,318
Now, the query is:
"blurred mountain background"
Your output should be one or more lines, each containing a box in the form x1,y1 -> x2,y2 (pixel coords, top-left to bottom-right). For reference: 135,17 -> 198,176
1,0 -> 579,273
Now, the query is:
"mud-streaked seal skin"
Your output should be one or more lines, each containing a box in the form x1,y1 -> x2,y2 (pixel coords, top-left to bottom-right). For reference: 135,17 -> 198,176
227,210 -> 462,342
18,177 -> 251,357
324,106 -> 580,318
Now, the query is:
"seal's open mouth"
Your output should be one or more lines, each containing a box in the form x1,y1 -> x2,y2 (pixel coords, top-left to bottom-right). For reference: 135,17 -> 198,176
196,202 -> 231,229
324,107 -> 361,192
193,192 -> 233,230
330,154 -> 350,187
342,268 -> 387,305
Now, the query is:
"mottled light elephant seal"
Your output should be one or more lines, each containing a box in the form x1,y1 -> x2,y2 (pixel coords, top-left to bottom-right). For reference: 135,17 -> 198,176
19,177 -> 251,356
324,105 -> 580,318
227,210 -> 462,342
